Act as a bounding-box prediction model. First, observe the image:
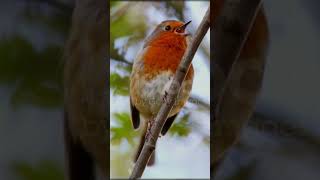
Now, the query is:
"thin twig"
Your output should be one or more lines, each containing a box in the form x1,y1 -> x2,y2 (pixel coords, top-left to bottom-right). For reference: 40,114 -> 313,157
129,5 -> 210,179
111,2 -> 140,22
110,56 -> 133,66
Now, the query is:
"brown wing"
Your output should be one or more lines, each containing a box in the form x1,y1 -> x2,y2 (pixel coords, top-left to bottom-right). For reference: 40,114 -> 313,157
161,113 -> 178,136
130,97 -> 140,129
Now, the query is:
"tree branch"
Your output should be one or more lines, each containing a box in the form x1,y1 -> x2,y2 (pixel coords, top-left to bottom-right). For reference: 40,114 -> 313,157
110,56 -> 133,66
129,5 -> 210,179
188,94 -> 210,109
212,0 -> 266,176
249,112 -> 320,149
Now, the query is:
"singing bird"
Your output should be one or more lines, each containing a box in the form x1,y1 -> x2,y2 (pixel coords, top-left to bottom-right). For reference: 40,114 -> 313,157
130,20 -> 194,165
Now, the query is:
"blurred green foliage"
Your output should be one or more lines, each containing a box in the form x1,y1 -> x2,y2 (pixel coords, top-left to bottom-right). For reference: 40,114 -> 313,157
0,1 -> 71,179
12,160 -> 64,180
110,111 -> 192,148
110,1 -> 120,8
169,113 -> 191,137
110,150 -> 132,178
116,63 -> 132,73
0,35 -> 63,108
111,112 -> 139,146
110,2 -> 147,62
0,1 -> 71,109
110,73 -> 130,96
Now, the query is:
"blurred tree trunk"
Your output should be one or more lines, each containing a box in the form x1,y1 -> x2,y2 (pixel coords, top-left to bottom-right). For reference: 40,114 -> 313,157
63,0 -> 107,179
212,0 -> 268,176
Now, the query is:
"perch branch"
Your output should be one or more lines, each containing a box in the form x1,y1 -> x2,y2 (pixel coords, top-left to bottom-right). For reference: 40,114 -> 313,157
129,5 -> 210,179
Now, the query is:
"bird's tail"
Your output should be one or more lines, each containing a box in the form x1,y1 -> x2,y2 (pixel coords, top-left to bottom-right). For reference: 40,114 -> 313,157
134,120 -> 155,166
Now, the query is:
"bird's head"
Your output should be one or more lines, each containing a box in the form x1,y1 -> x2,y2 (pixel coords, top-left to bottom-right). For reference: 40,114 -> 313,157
144,20 -> 192,48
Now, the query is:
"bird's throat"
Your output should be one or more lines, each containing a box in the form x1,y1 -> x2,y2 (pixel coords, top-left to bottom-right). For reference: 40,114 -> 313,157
143,44 -> 193,81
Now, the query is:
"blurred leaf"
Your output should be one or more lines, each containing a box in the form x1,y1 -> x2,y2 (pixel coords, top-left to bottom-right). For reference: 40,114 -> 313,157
110,4 -> 147,62
168,113 -> 191,137
0,35 -> 63,108
116,63 -> 132,73
110,73 -> 130,96
12,160 -> 64,180
163,1 -> 185,21
110,150 -> 132,178
110,7 -> 146,39
110,1 -> 120,8
111,112 -> 139,146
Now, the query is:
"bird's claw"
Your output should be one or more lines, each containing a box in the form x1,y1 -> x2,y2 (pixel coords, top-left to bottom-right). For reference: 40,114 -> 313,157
146,120 -> 156,142
162,91 -> 168,103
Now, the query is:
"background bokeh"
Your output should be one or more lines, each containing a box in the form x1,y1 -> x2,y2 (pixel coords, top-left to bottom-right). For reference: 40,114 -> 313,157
0,0 -> 73,180
110,1 -> 210,179
215,0 -> 320,180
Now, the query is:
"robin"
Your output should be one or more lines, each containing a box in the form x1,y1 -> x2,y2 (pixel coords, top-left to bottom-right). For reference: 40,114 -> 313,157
130,20 -> 194,165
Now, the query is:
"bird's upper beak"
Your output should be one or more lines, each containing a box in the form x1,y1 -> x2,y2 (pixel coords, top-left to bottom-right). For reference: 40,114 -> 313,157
178,20 -> 191,36
179,20 -> 192,31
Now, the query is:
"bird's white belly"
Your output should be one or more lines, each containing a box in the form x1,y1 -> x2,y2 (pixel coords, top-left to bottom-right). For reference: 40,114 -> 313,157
133,71 -> 192,117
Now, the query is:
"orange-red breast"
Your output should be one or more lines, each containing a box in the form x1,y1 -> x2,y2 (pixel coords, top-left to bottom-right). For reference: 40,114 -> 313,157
130,20 -> 194,165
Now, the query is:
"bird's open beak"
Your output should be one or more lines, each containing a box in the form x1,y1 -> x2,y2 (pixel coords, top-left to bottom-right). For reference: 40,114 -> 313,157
179,20 -> 191,36
180,20 -> 192,30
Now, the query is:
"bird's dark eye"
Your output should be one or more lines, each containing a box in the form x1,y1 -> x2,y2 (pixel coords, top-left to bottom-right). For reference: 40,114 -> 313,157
164,25 -> 171,31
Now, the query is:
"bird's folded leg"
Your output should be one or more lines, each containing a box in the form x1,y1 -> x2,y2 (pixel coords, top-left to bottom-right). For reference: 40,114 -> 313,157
146,119 -> 158,142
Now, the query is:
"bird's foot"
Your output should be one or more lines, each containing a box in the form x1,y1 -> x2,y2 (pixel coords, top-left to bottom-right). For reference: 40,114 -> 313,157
146,119 -> 157,142
162,91 -> 169,103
